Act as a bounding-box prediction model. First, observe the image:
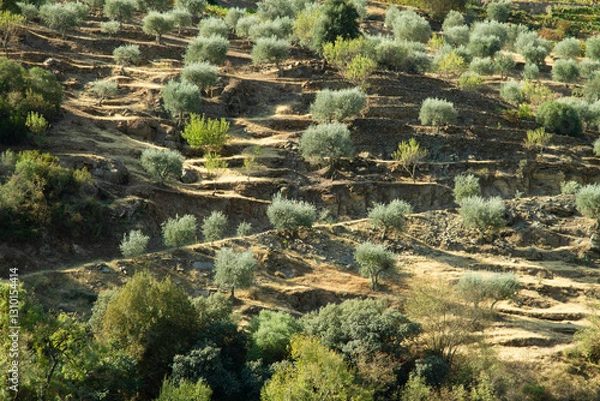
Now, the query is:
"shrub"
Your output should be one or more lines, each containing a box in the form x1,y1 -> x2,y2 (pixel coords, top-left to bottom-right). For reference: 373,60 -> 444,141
552,59 -> 579,84
182,114 -> 228,153
184,34 -> 229,65
579,58 -> 600,80
235,15 -> 259,38
251,36 -> 290,66
39,2 -> 88,37
119,229 -> 150,258
25,111 -> 48,135
392,8 -> 431,43
225,7 -> 245,29
522,62 -> 539,80
236,221 -> 252,237
266,193 -> 316,233
486,0 -> 511,22
414,356 -> 450,388
90,79 -> 118,103
162,214 -> 197,248
444,25 -> 469,47
169,8 -> 192,36
500,79 -> 524,105
323,36 -> 376,72
459,196 -> 506,231
174,0 -> 206,17
142,11 -> 174,44
17,3 -> 38,21
156,379 -> 211,401
161,79 -> 202,122
582,73 -> 600,102
585,36 -> 600,61
524,127 -> 552,153
419,98 -> 457,131
469,56 -> 494,75
248,310 -> 302,363
442,9 -> 464,31
249,17 -> 294,41
434,49 -> 467,77
557,97 -> 596,129
458,272 -> 519,310
521,80 -> 553,105
454,173 -> 480,205
0,11 -> 25,53
494,52 -> 515,79
561,180 -> 580,195
368,198 -> 413,237
204,152 -> 228,180
214,247 -> 256,298
392,138 -> 427,181
384,5 -> 400,28
181,61 -> 218,91
100,20 -> 120,35
103,0 -> 135,21
457,273 -> 487,308
354,241 -> 397,290
515,31 -> 552,65
257,0 -> 296,20
201,210 -> 227,242
468,33 -> 501,58
293,2 -> 322,50
576,184 -> 600,220
416,0 -> 468,21
459,71 -> 484,90
346,54 -> 376,87
299,122 -> 354,168
536,100 -> 582,137
311,0 -> 360,52
113,44 -> 140,68
310,87 -> 366,122
554,37 -> 580,59
197,16 -> 228,38
375,39 -> 431,74
140,148 -> 184,182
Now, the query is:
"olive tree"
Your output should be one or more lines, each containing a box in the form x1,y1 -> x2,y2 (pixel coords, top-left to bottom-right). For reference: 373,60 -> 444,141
202,210 -> 227,242
251,36 -> 290,68
113,44 -> 141,70
181,62 -> 218,91
576,184 -> 600,221
225,7 -> 246,30
391,8 -> 431,43
419,97 -> 458,132
161,79 -> 202,123
552,59 -> 580,84
197,16 -> 228,38
214,247 -> 256,299
184,34 -> 230,65
554,37 -> 581,59
442,10 -> 464,31
142,11 -> 174,44
162,214 -> 198,248
310,87 -> 366,122
119,229 -> 150,258
536,100 -> 582,137
140,148 -> 184,183
585,36 -> 600,61
354,241 -> 397,290
311,0 -> 360,52
486,0 -> 511,22
499,79 -> 524,104
299,122 -> 354,170
515,31 -> 552,65
175,0 -> 206,17
103,0 -> 136,22
266,193 -> 316,234
459,196 -> 506,232
39,2 -> 88,37
368,199 -> 413,238
168,8 -> 192,36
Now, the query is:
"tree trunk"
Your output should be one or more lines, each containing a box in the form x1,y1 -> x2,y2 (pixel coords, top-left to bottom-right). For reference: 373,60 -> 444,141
230,286 -> 235,300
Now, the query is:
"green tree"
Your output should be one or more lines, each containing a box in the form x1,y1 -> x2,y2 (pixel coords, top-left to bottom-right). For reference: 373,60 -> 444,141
311,0 -> 359,52
155,379 -> 212,401
90,79 -> 118,105
181,62 -> 218,92
515,31 -> 552,65
169,7 -> 192,36
225,7 -> 246,29
101,271 -> 199,398
261,336 -> 374,401
585,36 -> 600,61
266,193 -> 316,234
142,11 -> 174,44
442,9 -> 464,31
391,8 -> 431,43
175,0 -> 206,17
552,59 -> 580,84
354,241 -> 397,290
184,34 -> 230,65
299,122 -> 354,170
236,221 -> 252,236
0,11 -> 25,54
39,2 -> 88,37
576,184 -> 600,221
486,0 -> 511,22
162,214 -> 197,248
310,87 -> 366,122
103,0 -> 136,22
257,0 -> 296,20
554,37 -> 581,60
252,36 -> 290,69
113,44 -> 141,71
201,210 -> 227,242
499,79 -> 524,105
368,198 -> 413,238
213,247 -> 257,298
415,0 -> 467,21
459,196 -> 506,232
249,17 -> 294,41
119,229 -> 150,258
493,52 -> 516,79
139,147 -> 184,183
453,173 -> 480,205
197,16 -> 228,38
182,113 -> 229,152
248,310 -> 303,364
161,79 -> 202,123
419,97 -> 457,133
393,137 -> 427,182
536,100 -> 582,137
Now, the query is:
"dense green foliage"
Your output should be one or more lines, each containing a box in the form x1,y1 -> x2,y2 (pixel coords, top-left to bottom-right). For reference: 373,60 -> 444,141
249,17 -> 294,41
185,34 -> 230,65
181,62 -> 218,91
103,0 -> 135,21
536,100 -> 583,137
113,44 -> 140,67
162,214 -> 198,248
486,0 -> 511,22
419,98 -> 457,130
299,122 -> 354,168
139,147 -> 184,182
39,2 -> 88,36
310,87 -> 366,122
500,79 -> 524,105
390,8 -> 431,43
459,196 -> 506,231
576,184 -> 600,220
182,113 -> 229,152
161,79 -> 202,121
119,229 -> 150,258
354,241 -> 398,289
202,210 -> 228,242
368,198 -> 413,236
311,0 -> 360,52
155,379 -> 212,401
197,16 -> 229,38
454,174 -> 480,205
266,193 -> 316,233
142,11 -> 174,43
248,310 -> 303,363
552,59 -> 580,84
214,247 -> 257,298
251,36 -> 290,66
554,37 -> 581,60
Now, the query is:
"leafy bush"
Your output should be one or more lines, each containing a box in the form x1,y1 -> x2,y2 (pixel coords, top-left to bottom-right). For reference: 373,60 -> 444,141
346,54 -> 376,86
552,59 -> 580,83
486,0 -> 511,22
515,31 -> 552,65
323,36 -> 376,72
161,79 -> 202,121
576,184 -> 600,220
156,379 -> 211,401
113,44 -> 140,67
522,62 -> 539,80
442,9 -> 465,31
249,17 -> 294,41
469,56 -> 494,75
182,113 -> 229,152
493,52 -> 515,79
419,98 -> 457,131
202,210 -> 227,242
248,310 -> 302,363
175,0 -> 206,17
414,356 -> 450,388
434,49 -> 467,77
266,193 -> 316,233
142,11 -> 174,43
500,79 -> 524,105
524,127 -> 552,152
459,196 -> 506,231
459,71 -> 484,90
444,25 -> 469,47
458,272 -> 519,310
293,2 -> 322,50
310,87 -> 366,122
536,100 -> 582,137
90,79 -> 118,102
368,198 -> 413,237
257,0 -> 296,20
184,34 -> 230,65
103,0 -> 135,21
197,16 -> 228,38
554,37 -> 581,59
391,8 -> 431,43
560,180 -> 580,194
236,221 -> 252,237
235,15 -> 259,38
579,58 -> 600,79
25,111 -> 48,136
181,61 -> 218,91
204,151 -> 228,180
557,97 -> 596,129
311,0 -> 360,52
454,173 -> 480,205
393,138 -> 427,181
468,33 -> 501,58
375,39 -> 431,74
471,19 -> 509,44
225,7 -> 245,29
354,241 -> 397,289
169,8 -> 192,35
214,247 -> 256,298
119,229 -> 150,258
299,122 -> 354,168
162,214 -> 197,247
582,73 -> 600,102
139,148 -> 184,182
384,5 -> 400,28
251,36 -> 290,66
39,2 -> 88,37
100,20 -> 120,35
17,2 -> 38,21
585,36 -> 600,61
